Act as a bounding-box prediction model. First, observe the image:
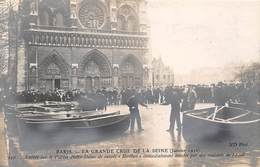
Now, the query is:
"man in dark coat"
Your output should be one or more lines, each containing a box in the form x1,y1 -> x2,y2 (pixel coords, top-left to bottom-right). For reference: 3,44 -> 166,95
167,89 -> 182,133
187,87 -> 197,110
127,91 -> 148,133
181,88 -> 189,112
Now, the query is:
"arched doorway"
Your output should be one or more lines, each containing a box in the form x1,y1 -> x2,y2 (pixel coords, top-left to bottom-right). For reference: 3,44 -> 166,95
120,55 -> 142,88
84,60 -> 101,91
46,63 -> 61,90
39,53 -> 70,91
79,50 -> 112,92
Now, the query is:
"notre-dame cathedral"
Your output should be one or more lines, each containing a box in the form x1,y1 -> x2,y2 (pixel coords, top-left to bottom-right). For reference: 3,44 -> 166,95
8,0 -> 149,92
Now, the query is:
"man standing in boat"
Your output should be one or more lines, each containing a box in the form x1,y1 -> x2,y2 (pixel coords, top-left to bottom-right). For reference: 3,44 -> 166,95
127,90 -> 148,133
167,88 -> 182,133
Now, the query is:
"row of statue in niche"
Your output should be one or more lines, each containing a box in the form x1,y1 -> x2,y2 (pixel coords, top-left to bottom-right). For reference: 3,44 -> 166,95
29,32 -> 147,48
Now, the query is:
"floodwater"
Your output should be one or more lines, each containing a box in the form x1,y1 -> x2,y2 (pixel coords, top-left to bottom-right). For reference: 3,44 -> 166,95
2,103 -> 260,167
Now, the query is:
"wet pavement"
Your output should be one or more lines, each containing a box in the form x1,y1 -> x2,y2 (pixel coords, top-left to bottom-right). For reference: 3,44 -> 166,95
1,103 -> 260,167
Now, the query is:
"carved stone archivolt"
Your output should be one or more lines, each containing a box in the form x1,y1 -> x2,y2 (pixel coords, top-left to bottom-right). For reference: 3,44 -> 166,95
119,55 -> 143,87
79,50 -> 112,78
39,51 -> 70,79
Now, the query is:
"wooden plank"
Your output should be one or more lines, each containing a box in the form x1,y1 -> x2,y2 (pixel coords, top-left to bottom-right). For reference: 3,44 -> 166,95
226,111 -> 250,121
212,106 -> 225,120
206,106 -> 218,119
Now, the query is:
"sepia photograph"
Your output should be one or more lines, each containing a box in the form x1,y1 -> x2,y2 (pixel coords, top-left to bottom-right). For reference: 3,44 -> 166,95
0,0 -> 259,166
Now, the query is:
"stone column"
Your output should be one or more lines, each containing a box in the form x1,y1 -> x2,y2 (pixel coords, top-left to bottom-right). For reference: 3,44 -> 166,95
70,0 -> 78,27
110,0 -> 117,31
90,77 -> 94,92
143,64 -> 149,87
113,64 -> 119,88
29,63 -> 37,90
29,0 -> 38,25
71,64 -> 78,89
16,42 -> 26,92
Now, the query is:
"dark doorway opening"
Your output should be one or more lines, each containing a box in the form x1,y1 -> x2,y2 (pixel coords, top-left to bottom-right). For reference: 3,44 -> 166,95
54,79 -> 60,89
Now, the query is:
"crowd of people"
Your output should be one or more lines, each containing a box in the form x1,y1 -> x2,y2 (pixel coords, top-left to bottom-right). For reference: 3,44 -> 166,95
0,82 -> 259,133
126,82 -> 259,133
0,82 -> 259,107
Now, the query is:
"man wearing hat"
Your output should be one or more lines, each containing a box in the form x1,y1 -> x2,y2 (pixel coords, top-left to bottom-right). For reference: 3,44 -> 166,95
127,90 -> 148,133
167,88 -> 182,132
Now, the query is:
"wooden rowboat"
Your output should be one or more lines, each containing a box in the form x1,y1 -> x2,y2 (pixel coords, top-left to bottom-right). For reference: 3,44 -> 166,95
17,111 -> 130,140
182,106 -> 260,142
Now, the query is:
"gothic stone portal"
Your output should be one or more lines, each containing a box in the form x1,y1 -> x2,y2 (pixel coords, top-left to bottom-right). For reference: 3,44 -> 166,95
79,50 -> 112,92
36,51 -> 144,92
39,54 -> 70,92
120,55 -> 143,88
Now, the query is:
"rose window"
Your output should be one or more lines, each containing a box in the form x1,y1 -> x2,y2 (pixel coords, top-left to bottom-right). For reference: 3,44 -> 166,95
78,2 -> 105,28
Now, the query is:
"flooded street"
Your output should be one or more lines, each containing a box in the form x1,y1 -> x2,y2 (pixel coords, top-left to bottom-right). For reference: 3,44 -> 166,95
2,103 -> 260,167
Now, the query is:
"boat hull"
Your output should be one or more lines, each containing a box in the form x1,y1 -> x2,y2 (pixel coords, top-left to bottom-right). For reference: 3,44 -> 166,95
229,102 -> 260,112
18,114 -> 130,142
183,107 -> 260,143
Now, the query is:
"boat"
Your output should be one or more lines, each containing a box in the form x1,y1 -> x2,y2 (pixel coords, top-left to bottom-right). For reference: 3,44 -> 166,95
182,106 -> 260,142
8,105 -> 74,119
17,111 -> 130,140
229,102 -> 260,112
10,100 -> 89,116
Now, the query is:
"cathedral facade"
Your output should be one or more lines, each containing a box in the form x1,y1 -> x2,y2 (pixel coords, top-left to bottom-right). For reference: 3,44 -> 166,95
10,0 -> 149,92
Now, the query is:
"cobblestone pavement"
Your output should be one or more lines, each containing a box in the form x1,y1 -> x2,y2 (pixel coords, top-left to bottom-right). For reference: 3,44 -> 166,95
1,103 -> 260,167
